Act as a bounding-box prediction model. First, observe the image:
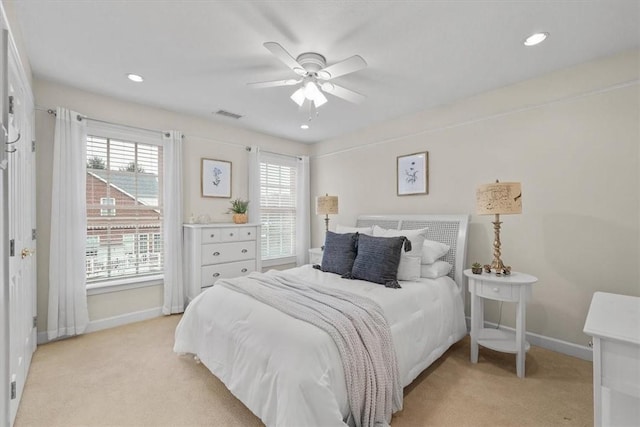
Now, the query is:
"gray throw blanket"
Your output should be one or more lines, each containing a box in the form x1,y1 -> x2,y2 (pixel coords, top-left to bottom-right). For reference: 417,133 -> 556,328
216,271 -> 403,427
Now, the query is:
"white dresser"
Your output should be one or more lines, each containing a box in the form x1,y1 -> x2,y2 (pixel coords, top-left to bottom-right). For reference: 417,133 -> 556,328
583,292 -> 640,427
183,223 -> 261,302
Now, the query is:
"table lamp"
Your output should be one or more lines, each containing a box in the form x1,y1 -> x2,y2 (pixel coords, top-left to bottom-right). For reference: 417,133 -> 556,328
476,180 -> 522,273
316,193 -> 339,233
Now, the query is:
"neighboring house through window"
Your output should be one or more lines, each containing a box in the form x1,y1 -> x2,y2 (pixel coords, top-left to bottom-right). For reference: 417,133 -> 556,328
85,124 -> 164,285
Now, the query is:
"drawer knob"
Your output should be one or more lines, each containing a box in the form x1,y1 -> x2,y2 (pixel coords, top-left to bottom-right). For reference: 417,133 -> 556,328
247,232 -> 251,235
212,273 -> 220,277
229,233 -> 234,236
213,251 -> 220,256
210,234 -> 215,238
241,249 -> 248,253
493,287 -> 499,292
241,268 -> 248,273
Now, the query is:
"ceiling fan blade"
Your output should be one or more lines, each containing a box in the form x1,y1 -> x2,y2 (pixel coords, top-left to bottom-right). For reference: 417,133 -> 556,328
248,79 -> 301,89
317,55 -> 367,80
263,42 -> 306,75
321,83 -> 366,104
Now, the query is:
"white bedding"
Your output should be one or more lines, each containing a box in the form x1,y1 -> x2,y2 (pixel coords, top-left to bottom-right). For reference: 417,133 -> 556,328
174,264 -> 466,426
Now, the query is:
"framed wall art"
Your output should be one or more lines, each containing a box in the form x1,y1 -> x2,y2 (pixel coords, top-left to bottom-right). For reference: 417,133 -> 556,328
397,151 -> 428,196
201,158 -> 232,198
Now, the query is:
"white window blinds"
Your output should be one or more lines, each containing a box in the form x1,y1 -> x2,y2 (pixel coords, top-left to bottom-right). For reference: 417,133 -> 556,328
85,132 -> 163,283
260,154 -> 298,260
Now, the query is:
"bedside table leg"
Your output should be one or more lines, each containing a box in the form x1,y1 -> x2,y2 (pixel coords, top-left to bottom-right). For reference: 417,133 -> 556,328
470,292 -> 481,363
516,298 -> 526,378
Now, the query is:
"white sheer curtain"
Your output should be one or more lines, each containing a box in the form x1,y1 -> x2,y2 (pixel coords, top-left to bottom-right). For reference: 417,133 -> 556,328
247,145 -> 261,225
296,155 -> 310,266
162,131 -> 184,314
47,107 -> 89,340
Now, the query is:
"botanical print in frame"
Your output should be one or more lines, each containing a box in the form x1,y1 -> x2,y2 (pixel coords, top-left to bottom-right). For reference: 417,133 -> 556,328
201,158 -> 232,198
397,151 -> 428,196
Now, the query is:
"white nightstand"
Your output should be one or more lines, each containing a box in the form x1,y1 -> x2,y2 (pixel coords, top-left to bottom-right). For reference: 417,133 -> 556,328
465,269 -> 538,378
309,247 -> 323,265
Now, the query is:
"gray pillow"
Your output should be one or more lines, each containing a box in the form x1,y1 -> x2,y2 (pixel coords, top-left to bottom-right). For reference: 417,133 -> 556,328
348,234 -> 406,288
318,231 -> 358,276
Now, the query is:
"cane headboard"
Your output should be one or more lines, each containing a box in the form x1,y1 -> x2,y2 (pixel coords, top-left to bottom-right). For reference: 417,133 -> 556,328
356,214 -> 469,303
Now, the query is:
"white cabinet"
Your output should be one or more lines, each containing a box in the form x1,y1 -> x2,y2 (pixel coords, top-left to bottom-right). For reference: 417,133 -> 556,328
184,223 -> 261,302
583,292 -> 640,427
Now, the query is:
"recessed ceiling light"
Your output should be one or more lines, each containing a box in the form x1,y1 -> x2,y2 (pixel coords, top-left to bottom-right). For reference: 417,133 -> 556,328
300,124 -> 310,130
524,32 -> 548,47
127,73 -> 144,82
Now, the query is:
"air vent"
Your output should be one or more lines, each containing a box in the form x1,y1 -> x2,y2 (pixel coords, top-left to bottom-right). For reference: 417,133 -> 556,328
215,110 -> 242,120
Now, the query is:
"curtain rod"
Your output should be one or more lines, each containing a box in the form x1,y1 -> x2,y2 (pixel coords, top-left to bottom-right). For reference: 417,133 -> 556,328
245,146 -> 302,161
37,106 -> 182,138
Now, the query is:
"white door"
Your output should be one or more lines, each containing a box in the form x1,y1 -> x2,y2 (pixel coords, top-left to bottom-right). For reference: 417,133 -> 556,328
6,34 -> 36,427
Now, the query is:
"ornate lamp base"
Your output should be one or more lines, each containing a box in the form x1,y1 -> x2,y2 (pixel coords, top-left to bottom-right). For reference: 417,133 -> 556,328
489,214 -> 511,275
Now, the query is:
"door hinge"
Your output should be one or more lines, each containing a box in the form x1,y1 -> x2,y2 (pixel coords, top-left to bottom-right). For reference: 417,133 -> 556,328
32,228 -> 36,240
10,380 -> 16,399
33,316 -> 37,328
9,239 -> 14,257
31,139 -> 35,152
8,95 -> 13,115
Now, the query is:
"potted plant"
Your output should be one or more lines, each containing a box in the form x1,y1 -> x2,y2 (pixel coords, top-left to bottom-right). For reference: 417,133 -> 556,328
228,198 -> 249,224
471,262 -> 483,274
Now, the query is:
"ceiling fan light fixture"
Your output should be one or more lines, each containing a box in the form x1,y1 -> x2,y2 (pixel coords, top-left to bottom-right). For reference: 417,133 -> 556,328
320,82 -> 335,92
304,81 -> 321,100
314,95 -> 328,108
524,32 -> 548,46
290,87 -> 306,106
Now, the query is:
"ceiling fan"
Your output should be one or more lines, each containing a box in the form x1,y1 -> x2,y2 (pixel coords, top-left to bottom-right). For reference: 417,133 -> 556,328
248,42 -> 367,113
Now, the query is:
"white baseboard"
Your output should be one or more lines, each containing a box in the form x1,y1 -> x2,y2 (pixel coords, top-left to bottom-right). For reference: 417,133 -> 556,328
37,307 -> 163,345
465,316 -> 592,361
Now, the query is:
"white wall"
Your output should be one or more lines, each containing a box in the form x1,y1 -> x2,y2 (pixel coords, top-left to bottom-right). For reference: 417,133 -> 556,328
310,49 -> 640,347
34,79 -> 310,332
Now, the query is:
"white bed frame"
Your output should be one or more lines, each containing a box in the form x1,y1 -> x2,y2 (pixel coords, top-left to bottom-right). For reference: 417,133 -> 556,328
355,214 -> 470,305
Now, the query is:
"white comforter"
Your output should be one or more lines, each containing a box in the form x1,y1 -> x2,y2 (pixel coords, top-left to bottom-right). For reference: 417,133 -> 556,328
174,265 -> 466,426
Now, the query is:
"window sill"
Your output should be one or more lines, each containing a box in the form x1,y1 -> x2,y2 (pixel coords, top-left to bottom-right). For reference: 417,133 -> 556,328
262,256 -> 296,268
86,274 -> 164,296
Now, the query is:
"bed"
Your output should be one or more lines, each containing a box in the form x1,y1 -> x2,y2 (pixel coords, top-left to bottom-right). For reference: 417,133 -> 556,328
174,214 -> 469,426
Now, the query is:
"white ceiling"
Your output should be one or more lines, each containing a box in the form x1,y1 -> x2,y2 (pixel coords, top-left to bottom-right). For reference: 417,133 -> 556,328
11,1 -> 640,143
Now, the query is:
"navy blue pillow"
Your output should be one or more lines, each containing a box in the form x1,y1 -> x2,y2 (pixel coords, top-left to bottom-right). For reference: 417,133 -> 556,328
349,234 -> 405,288
317,231 -> 358,276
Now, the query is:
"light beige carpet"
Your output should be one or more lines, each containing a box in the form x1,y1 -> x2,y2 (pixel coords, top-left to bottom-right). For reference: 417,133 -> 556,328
15,315 -> 592,426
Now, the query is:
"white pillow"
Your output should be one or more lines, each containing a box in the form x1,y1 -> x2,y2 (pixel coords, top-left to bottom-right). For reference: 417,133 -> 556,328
421,239 -> 450,264
372,225 -> 428,281
397,256 -> 421,281
420,261 -> 453,279
335,224 -> 373,235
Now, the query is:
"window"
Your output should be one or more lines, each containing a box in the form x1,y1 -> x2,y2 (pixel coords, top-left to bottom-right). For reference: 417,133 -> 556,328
85,127 -> 163,284
259,154 -> 298,261
100,197 -> 116,216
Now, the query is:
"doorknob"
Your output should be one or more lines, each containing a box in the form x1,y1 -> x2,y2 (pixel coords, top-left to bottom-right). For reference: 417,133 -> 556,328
21,248 -> 34,259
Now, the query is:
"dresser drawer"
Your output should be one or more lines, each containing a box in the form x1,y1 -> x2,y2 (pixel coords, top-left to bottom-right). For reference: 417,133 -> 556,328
201,228 -> 222,244
201,260 -> 256,288
202,241 -> 256,265
237,226 -> 257,240
477,281 -> 514,301
216,226 -> 258,242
